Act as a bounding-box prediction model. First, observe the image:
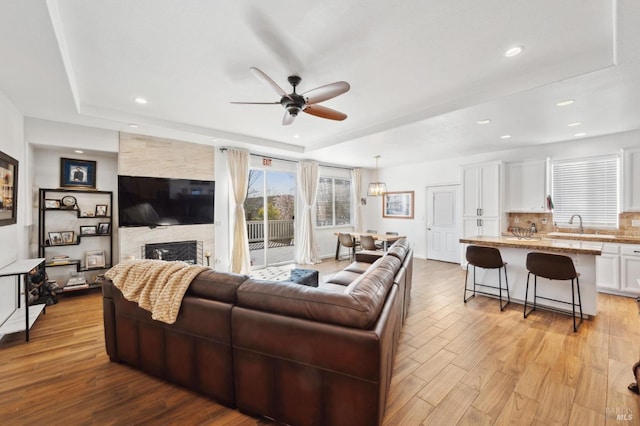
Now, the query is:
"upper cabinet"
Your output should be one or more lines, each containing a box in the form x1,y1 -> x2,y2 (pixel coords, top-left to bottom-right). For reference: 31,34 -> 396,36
504,159 -> 547,212
623,148 -> 640,211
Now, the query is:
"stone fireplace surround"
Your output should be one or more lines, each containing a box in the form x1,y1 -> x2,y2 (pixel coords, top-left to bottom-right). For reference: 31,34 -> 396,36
117,133 -> 215,263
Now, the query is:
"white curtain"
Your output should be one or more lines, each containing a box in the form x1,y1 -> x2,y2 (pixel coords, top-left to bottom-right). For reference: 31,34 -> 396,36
225,148 -> 251,274
351,168 -> 363,232
295,161 -> 321,264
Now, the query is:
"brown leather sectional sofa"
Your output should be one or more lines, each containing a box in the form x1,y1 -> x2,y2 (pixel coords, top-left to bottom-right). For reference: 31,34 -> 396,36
102,239 -> 413,426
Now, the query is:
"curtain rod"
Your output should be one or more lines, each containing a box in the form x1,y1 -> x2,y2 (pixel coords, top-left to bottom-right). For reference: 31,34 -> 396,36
219,147 -> 353,171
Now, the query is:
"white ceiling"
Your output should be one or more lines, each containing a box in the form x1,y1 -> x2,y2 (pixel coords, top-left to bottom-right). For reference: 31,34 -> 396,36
1,0 -> 640,168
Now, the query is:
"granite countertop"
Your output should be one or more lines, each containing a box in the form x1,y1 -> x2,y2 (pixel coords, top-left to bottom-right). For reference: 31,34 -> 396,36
542,232 -> 640,245
459,236 -> 603,255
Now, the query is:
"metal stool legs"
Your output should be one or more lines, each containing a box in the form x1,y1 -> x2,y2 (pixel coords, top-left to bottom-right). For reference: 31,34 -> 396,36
464,263 -> 510,311
524,272 -> 583,332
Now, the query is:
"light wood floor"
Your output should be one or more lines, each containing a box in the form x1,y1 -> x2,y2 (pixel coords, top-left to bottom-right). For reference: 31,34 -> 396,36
1,258 -> 639,425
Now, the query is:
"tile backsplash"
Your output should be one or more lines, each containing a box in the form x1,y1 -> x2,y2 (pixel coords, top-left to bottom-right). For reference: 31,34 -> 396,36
506,211 -> 640,237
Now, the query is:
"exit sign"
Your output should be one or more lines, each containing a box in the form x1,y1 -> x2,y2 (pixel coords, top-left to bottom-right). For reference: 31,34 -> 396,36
262,158 -> 272,166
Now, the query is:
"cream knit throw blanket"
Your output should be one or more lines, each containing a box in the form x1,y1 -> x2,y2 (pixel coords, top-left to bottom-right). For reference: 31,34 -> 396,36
105,259 -> 209,324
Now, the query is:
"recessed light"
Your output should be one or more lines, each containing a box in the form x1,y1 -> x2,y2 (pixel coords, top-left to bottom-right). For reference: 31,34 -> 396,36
556,99 -> 574,107
568,122 -> 582,127
476,119 -> 491,125
211,138 -> 219,142
74,150 -> 83,154
134,96 -> 148,105
128,124 -> 139,128
574,132 -> 586,137
293,134 -> 301,138
504,46 -> 524,57
500,135 -> 511,139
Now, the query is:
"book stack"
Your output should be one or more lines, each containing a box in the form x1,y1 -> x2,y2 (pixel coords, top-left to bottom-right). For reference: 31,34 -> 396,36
49,255 -> 71,266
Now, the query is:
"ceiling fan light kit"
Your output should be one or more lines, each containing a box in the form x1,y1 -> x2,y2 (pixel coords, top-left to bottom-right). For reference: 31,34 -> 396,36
232,67 -> 350,126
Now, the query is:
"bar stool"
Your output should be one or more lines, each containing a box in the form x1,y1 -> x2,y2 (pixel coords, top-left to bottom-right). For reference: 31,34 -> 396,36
464,245 -> 510,311
524,252 -> 583,332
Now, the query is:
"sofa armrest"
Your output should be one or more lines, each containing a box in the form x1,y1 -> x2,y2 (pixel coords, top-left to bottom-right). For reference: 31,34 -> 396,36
102,280 -> 119,362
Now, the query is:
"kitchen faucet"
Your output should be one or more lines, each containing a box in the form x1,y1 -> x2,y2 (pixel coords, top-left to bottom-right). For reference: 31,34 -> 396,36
568,214 -> 584,234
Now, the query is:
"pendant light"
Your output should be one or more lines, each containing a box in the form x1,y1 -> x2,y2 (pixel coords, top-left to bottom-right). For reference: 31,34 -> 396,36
367,155 -> 387,196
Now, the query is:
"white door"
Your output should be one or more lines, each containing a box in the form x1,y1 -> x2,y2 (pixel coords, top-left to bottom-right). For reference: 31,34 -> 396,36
427,185 -> 460,263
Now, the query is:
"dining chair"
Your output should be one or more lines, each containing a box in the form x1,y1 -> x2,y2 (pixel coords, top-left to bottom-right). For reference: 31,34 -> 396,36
360,235 -> 379,251
337,233 -> 358,261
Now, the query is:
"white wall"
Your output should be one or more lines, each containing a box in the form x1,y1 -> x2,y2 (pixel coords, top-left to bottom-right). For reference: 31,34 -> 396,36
363,130 -> 640,260
0,90 -> 26,325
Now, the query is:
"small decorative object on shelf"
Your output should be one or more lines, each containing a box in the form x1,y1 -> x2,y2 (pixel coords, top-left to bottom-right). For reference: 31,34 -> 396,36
61,231 -> 75,244
61,195 -> 77,209
48,232 -> 63,245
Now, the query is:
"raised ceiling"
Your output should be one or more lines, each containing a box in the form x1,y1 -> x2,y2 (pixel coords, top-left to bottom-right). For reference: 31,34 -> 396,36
1,0 -> 639,168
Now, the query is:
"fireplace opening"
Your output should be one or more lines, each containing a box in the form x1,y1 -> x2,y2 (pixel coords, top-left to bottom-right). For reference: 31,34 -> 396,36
143,240 -> 202,264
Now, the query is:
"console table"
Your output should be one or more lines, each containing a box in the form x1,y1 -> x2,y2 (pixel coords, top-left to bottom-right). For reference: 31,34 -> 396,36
0,258 -> 46,342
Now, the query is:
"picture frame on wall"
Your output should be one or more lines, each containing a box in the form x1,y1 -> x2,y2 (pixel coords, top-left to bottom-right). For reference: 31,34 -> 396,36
60,157 -> 96,189
85,250 -> 106,269
80,225 -> 97,236
382,191 -> 415,219
0,150 -> 18,226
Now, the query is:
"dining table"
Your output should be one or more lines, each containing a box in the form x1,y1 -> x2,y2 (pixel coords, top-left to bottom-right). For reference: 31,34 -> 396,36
334,232 -> 406,260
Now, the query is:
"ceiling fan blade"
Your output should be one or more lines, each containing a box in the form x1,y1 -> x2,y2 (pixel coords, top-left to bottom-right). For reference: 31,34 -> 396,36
230,101 -> 281,105
250,67 -> 288,98
282,111 -> 296,126
302,81 -> 350,104
303,104 -> 347,121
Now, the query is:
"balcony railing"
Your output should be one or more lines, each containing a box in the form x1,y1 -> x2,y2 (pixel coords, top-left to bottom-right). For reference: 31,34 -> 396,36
247,219 -> 294,248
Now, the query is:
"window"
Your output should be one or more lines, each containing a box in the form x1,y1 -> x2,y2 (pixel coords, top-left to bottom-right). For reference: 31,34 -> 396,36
316,177 -> 352,227
551,156 -> 619,228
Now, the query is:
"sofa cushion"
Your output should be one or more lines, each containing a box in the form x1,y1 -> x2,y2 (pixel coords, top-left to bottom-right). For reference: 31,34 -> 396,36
324,270 -> 362,286
187,270 -> 249,303
237,263 -> 395,329
386,238 -> 409,261
344,261 -> 373,274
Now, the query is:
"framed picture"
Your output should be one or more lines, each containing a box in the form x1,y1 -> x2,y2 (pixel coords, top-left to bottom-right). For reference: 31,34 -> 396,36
48,232 -> 63,246
0,150 -> 18,226
85,250 -> 106,269
383,191 -> 415,219
95,204 -> 108,217
60,231 -> 75,244
97,222 -> 110,234
80,225 -> 97,235
44,199 -> 61,209
60,157 -> 96,189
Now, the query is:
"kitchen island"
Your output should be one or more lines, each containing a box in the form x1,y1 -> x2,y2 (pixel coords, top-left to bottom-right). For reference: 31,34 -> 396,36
459,236 -> 603,316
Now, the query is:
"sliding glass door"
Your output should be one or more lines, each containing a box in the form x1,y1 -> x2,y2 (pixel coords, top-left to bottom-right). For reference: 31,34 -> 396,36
244,168 -> 296,268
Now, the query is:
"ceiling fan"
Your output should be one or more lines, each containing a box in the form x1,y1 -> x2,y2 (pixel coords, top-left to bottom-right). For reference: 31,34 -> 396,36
231,67 -> 350,126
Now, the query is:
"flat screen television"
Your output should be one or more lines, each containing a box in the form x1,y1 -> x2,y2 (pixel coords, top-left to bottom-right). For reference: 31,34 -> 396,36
118,175 -> 214,227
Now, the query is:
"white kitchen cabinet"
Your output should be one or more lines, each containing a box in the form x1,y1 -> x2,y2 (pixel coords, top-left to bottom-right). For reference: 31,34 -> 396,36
623,148 -> 640,211
462,162 -> 501,237
621,244 -> 640,294
596,244 -> 620,292
505,160 -> 547,212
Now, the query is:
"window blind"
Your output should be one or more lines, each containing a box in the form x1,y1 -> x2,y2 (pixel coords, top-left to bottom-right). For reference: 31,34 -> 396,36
551,156 -> 619,227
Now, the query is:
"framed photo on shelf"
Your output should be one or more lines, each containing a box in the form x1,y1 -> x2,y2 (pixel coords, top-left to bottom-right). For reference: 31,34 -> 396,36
382,191 -> 415,219
95,204 -> 108,217
60,157 -> 96,189
80,225 -> 97,236
60,231 -> 75,244
44,199 -> 61,209
0,150 -> 18,226
85,250 -> 106,269
97,222 -> 110,234
48,232 -> 63,246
